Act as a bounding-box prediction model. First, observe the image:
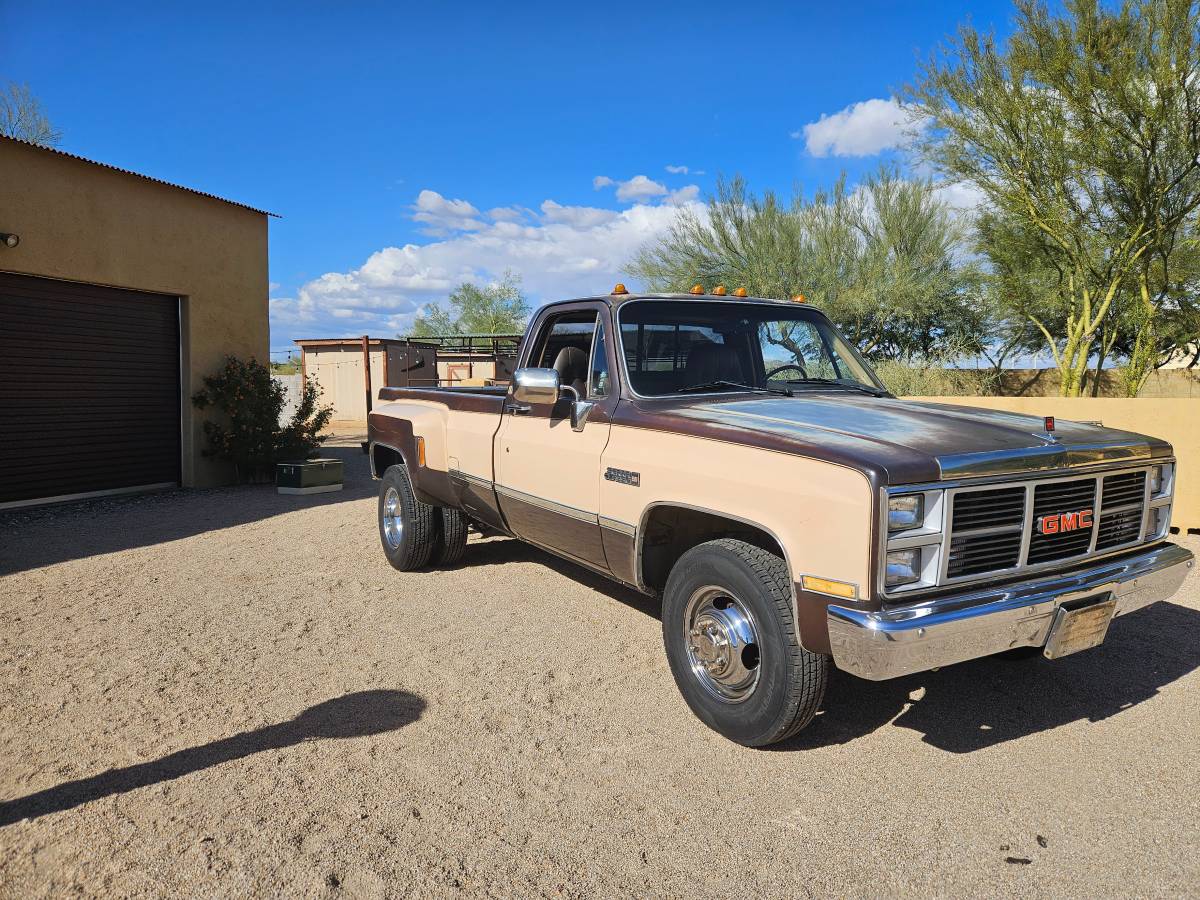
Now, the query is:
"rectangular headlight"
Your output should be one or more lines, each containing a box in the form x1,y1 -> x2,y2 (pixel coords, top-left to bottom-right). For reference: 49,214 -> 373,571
1145,505 -> 1171,541
888,494 -> 924,531
885,549 -> 921,587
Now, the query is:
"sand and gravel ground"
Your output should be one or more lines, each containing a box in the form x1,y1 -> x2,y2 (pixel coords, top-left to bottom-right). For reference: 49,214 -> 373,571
2,442 -> 1199,898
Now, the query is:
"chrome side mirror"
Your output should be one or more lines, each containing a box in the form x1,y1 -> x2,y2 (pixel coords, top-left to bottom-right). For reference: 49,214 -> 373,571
512,367 -> 560,405
511,367 -> 595,431
559,384 -> 596,432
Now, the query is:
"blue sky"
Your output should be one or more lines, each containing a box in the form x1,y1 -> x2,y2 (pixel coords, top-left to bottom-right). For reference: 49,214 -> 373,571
2,0 -> 1017,354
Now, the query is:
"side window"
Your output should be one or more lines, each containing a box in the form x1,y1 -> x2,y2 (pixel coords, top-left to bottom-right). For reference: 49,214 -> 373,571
532,312 -> 598,368
589,319 -> 610,398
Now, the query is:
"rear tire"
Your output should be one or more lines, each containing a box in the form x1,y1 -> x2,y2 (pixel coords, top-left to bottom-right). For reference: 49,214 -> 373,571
662,538 -> 828,747
433,506 -> 469,566
377,464 -> 437,571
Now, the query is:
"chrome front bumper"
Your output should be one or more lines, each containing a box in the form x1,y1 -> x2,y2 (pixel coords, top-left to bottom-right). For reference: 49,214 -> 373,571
827,542 -> 1194,681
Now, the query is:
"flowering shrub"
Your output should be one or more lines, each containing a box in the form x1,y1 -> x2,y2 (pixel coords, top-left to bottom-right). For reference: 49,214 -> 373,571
192,356 -> 333,483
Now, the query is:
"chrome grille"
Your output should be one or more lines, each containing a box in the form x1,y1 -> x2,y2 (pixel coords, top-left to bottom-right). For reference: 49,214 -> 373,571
884,462 -> 1171,600
1026,479 -> 1097,564
1097,471 -> 1147,549
946,486 -> 1024,578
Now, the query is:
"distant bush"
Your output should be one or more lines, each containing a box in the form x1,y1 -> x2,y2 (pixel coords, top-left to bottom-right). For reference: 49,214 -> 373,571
192,356 -> 333,483
875,359 -> 978,396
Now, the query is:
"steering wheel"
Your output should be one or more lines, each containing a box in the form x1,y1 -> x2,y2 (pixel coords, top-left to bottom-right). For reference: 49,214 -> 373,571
765,362 -> 808,381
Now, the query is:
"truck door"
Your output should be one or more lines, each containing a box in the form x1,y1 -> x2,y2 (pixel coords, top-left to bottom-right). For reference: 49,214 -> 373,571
494,304 -> 618,569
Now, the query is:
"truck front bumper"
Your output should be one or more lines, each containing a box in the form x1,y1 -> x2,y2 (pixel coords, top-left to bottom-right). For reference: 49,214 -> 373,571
827,542 -> 1194,681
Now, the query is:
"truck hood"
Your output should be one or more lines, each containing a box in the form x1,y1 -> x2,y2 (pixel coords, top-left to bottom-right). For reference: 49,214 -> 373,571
629,393 -> 1171,485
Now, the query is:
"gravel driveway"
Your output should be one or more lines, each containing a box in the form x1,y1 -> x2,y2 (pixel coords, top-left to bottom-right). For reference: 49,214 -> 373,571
2,446 -> 1199,898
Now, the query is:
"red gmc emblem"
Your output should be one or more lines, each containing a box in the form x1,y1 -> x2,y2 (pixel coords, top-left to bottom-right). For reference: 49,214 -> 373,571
1037,508 -> 1093,535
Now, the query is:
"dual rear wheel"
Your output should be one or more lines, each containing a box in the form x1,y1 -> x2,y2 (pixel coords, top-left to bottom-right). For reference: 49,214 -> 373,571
378,464 -> 468,571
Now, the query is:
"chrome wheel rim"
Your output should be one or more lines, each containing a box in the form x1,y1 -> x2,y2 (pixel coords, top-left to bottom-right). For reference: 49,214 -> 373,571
382,486 -> 404,549
683,585 -> 761,703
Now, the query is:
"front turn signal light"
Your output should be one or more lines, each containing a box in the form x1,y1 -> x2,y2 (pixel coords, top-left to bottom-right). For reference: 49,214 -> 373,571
801,575 -> 857,599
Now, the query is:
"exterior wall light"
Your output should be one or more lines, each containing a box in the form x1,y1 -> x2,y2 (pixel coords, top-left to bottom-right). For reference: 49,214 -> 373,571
1,233 -> 19,248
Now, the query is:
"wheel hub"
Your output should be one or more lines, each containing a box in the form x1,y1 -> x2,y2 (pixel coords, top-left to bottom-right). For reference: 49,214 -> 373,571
683,587 -> 761,703
382,486 -> 404,549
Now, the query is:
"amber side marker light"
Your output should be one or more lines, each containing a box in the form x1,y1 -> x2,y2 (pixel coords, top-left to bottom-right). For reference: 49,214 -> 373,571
416,436 -> 427,467
733,287 -> 748,297
611,283 -> 628,295
689,284 -> 705,295
801,575 -> 857,599
712,285 -> 727,296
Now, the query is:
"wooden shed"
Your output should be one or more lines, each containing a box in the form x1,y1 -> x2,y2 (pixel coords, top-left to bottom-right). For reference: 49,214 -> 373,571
295,338 -> 437,422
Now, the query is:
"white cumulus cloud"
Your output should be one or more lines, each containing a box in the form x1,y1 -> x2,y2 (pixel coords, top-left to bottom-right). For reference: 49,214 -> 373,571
540,199 -> 621,228
798,97 -> 924,158
411,189 -> 486,234
275,192 -> 703,340
666,184 -> 700,205
614,174 -> 668,202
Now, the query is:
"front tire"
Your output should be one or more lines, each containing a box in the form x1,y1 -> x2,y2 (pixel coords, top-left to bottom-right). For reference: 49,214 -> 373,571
662,539 -> 828,747
378,464 -> 437,571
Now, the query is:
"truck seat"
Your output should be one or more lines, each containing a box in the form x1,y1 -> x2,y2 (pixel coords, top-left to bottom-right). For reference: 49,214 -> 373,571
553,346 -> 589,396
682,343 -> 744,387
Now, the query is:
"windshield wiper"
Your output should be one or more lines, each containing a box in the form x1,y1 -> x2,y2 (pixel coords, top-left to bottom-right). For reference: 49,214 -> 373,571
786,378 -> 889,398
677,380 -> 793,397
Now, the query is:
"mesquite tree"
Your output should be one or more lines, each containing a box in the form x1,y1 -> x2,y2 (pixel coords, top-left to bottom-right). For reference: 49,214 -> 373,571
627,169 -> 983,363
907,0 -> 1200,396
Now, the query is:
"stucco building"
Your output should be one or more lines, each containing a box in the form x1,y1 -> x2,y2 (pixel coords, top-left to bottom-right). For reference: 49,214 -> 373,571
0,135 -> 272,506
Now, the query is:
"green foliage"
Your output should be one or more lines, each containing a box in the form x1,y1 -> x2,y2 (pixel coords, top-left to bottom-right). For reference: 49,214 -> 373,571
907,0 -> 1200,395
627,168 -> 983,361
409,271 -> 530,336
872,339 -> 984,396
191,357 -> 333,483
0,83 -> 61,146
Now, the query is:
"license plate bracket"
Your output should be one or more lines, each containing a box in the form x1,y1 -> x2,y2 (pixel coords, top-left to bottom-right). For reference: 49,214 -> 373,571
1043,594 -> 1118,659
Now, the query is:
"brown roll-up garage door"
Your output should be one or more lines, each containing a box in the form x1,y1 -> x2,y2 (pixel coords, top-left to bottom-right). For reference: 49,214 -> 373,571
0,272 -> 181,506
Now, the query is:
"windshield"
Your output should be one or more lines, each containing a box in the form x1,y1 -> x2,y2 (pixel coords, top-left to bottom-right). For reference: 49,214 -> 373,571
617,300 -> 885,398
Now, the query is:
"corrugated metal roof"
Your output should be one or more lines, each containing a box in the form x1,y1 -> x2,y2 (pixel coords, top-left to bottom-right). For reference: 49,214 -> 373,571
1,134 -> 277,217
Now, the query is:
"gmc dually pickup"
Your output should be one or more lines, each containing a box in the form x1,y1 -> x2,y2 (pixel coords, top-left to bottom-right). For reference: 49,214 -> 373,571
367,287 -> 1193,746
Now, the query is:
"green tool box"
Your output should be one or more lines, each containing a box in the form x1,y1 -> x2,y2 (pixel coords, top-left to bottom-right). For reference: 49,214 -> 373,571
276,458 -> 344,495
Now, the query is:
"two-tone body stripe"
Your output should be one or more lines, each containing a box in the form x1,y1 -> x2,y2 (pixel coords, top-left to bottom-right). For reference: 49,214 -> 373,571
449,468 -> 637,535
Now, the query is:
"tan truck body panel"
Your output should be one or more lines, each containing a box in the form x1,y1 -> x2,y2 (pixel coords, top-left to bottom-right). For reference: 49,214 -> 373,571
376,400 -> 873,598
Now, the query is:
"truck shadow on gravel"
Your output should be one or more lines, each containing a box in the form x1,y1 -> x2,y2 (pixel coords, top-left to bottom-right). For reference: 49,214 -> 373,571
0,447 -> 374,576
778,601 -> 1200,753
0,689 -> 425,827
458,539 -> 1200,754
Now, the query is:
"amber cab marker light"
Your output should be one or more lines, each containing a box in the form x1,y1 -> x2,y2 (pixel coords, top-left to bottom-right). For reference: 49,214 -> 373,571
712,284 -> 727,296
801,575 -> 857,600
792,293 -> 807,303
689,284 -> 705,295
611,282 -> 629,295
733,287 -> 748,297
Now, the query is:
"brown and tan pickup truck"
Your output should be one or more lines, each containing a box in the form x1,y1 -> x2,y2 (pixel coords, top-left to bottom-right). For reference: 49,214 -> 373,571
367,288 -> 1194,746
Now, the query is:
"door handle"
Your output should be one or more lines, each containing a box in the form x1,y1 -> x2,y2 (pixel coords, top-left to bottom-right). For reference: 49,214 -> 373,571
505,403 -> 531,415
